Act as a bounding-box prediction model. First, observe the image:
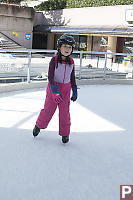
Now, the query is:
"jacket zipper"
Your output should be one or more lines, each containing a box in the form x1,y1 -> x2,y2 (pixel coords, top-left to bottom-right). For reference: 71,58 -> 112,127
63,63 -> 66,83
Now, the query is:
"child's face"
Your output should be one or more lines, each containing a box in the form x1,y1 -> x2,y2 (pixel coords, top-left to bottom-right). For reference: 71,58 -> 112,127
60,44 -> 72,57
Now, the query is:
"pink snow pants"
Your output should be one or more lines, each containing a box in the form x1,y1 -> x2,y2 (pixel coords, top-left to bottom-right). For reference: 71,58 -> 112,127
36,82 -> 71,136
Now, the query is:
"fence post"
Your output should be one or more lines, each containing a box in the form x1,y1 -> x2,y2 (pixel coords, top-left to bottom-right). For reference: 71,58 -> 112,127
79,52 -> 82,80
104,53 -> 107,80
97,56 -> 100,68
27,51 -> 31,83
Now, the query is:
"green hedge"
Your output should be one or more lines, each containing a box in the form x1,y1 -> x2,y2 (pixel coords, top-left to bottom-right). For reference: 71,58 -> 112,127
35,0 -> 133,11
35,0 -> 67,11
66,0 -> 133,8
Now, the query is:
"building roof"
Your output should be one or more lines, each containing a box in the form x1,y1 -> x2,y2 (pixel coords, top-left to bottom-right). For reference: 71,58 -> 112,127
34,5 -> 133,37
34,25 -> 133,36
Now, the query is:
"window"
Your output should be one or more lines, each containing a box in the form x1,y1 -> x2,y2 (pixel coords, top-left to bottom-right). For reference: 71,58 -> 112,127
123,37 -> 133,53
72,35 -> 87,51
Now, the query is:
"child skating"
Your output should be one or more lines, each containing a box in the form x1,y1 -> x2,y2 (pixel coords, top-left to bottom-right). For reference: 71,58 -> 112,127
33,35 -> 78,143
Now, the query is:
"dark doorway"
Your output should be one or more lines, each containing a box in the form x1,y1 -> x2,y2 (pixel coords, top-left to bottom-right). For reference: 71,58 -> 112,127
32,33 -> 47,49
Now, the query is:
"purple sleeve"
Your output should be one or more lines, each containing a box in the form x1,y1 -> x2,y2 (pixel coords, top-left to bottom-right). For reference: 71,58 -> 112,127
48,57 -> 55,84
70,64 -> 76,86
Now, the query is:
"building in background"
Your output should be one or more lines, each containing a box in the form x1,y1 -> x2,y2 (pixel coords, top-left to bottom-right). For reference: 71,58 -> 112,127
0,3 -> 35,49
0,3 -> 133,54
33,5 -> 133,55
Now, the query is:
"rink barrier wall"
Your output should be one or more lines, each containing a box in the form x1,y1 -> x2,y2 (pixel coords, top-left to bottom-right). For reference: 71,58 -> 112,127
0,49 -> 133,93
1,79 -> 133,94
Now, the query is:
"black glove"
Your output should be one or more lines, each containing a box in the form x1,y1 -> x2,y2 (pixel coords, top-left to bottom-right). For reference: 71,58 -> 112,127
71,85 -> 77,102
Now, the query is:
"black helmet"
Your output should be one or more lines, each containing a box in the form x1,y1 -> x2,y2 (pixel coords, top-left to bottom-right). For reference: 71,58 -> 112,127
57,35 -> 75,50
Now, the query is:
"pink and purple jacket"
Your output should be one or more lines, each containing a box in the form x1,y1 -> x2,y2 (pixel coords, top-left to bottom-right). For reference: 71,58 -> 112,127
48,55 -> 76,86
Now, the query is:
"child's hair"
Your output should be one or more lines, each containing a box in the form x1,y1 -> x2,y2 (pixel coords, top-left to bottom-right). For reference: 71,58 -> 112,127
56,52 -> 72,68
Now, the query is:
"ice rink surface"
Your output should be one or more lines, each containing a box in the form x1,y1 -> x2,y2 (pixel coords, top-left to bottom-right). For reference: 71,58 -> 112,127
0,84 -> 133,200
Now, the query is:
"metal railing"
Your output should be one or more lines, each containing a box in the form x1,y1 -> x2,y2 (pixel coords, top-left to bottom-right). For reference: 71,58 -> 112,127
75,50 -> 133,80
0,49 -> 133,83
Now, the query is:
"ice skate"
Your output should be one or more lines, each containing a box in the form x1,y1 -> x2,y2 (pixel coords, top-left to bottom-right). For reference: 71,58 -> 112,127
33,125 -> 40,137
62,136 -> 69,143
